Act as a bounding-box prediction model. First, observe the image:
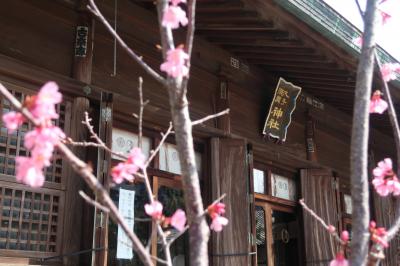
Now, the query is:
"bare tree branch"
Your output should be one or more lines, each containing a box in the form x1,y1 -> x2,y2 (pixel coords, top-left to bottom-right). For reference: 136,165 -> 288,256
79,190 -> 110,213
191,109 -> 229,126
144,123 -> 174,167
87,0 -> 166,86
137,77 -> 145,148
0,83 -> 154,266
181,0 -> 197,98
350,1 -> 380,265
299,199 -> 345,245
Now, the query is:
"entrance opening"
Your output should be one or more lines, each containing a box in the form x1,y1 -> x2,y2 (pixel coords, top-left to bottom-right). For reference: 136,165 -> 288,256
255,202 -> 299,266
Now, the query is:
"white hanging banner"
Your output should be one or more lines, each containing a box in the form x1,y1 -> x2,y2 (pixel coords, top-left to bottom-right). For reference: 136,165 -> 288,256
116,189 -> 135,259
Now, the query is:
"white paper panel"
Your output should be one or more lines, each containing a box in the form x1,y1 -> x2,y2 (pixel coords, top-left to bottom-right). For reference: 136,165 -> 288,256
344,194 -> 352,214
112,128 -> 151,160
116,189 -> 135,259
271,173 -> 297,201
253,169 -> 265,194
159,143 -> 202,176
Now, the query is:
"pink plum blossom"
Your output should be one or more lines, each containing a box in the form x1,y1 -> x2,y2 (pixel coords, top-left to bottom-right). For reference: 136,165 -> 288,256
328,225 -> 336,233
207,202 -> 226,216
370,90 -> 388,114
372,158 -> 400,196
24,126 -> 65,167
170,209 -> 187,232
170,0 -> 186,5
340,230 -> 349,242
210,216 -> 228,232
111,162 -> 136,184
370,221 -> 389,248
2,82 -> 66,188
387,177 -> 400,196
381,63 -> 400,82
127,148 -> 145,169
2,111 -> 25,132
372,177 -> 391,196
145,201 -> 163,220
29,82 -> 62,123
373,158 -> 393,179
160,47 -> 189,78
15,157 -> 45,188
329,253 -> 348,266
352,36 -> 363,47
111,148 -> 145,184
162,6 -> 188,29
379,9 -> 391,25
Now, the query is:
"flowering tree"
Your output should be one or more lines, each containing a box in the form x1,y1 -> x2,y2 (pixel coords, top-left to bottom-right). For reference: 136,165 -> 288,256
299,0 -> 400,265
2,0 -> 400,265
0,0 -> 230,265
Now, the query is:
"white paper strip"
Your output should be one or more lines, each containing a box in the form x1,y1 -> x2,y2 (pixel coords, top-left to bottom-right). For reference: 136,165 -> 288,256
116,189 -> 135,259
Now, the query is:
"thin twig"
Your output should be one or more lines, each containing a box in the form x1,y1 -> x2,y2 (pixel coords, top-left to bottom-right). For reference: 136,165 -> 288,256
209,193 -> 227,207
180,0 -> 197,99
191,109 -> 230,126
166,226 -> 189,247
138,77 -> 144,149
81,112 -> 129,161
167,193 -> 227,247
375,52 -> 400,241
156,0 -> 175,59
144,123 -> 174,168
87,0 -> 166,86
355,0 -> 365,17
299,199 -> 344,245
79,190 -> 110,213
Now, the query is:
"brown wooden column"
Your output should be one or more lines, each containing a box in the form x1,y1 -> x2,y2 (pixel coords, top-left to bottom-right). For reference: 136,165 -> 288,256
72,0 -> 95,84
62,1 -> 95,264
62,97 -> 90,266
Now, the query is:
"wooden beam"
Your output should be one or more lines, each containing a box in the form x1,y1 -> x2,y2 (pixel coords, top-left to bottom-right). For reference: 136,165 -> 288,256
238,53 -> 327,62
250,60 -> 337,69
262,65 -> 350,76
196,1 -> 245,13
226,46 -> 316,55
197,29 -> 290,38
209,38 -> 303,47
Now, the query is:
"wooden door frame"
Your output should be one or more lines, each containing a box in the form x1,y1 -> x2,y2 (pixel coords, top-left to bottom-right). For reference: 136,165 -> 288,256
151,176 -> 184,263
255,200 -> 298,266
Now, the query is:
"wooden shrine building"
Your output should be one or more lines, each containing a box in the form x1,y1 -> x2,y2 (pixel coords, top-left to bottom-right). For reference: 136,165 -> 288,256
0,0 -> 399,265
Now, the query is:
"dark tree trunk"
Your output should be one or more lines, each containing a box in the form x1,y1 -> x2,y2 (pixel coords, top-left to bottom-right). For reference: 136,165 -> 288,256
350,0 -> 379,265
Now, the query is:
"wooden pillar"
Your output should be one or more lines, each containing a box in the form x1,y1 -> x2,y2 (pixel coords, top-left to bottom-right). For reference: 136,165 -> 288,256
93,92 -> 113,266
216,78 -> 231,133
62,97 -> 90,266
305,111 -> 318,162
72,1 -> 95,84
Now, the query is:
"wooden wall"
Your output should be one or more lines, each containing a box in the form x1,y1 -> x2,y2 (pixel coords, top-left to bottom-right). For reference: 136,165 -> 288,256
0,1 -> 398,264
0,0 -> 396,178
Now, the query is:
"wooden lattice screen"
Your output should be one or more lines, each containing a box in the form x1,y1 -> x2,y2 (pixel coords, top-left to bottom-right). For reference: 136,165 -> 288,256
0,86 -> 70,258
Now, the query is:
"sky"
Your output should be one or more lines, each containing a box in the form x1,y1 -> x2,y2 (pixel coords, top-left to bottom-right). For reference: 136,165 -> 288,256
323,0 -> 400,61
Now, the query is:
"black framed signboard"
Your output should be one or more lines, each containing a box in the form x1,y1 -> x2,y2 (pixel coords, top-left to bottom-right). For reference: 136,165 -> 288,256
263,78 -> 302,142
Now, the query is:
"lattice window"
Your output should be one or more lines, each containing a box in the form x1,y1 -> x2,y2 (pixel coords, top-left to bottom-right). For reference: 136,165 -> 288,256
255,206 -> 266,245
0,89 -> 70,184
0,182 -> 64,254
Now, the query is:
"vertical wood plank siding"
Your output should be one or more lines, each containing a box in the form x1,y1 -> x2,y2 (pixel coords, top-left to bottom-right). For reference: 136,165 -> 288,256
301,169 -> 340,265
211,138 -> 251,266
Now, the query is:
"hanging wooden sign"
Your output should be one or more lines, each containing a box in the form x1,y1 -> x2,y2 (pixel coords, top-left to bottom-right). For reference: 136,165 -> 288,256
263,78 -> 302,141
74,26 -> 89,57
